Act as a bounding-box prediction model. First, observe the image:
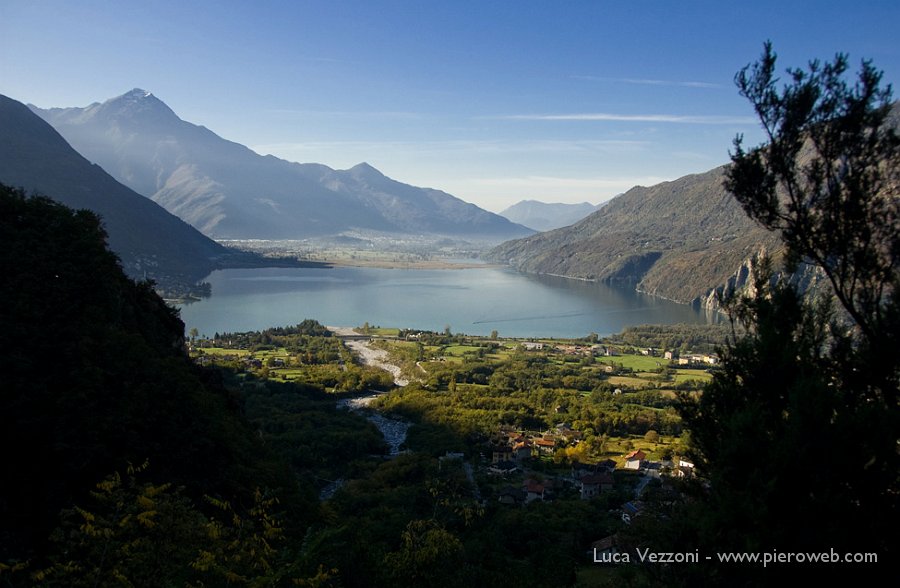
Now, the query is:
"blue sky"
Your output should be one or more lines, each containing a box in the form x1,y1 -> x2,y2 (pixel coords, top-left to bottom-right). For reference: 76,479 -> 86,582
2,1 -> 899,212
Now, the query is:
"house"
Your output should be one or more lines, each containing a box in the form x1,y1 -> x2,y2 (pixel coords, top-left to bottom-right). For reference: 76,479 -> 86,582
522,341 -> 544,351
571,459 -> 614,481
571,461 -> 593,481
488,460 -> 518,476
533,437 -> 557,455
554,424 -> 583,443
512,441 -> 532,462
491,445 -> 514,463
506,432 -> 527,445
497,485 -> 526,505
674,465 -> 694,478
621,501 -> 643,524
596,459 -> 617,473
588,535 -> 619,561
678,354 -> 719,366
644,461 -> 662,478
523,479 -> 547,503
664,350 -> 675,361
624,449 -> 646,470
674,458 -> 695,478
578,472 -> 614,499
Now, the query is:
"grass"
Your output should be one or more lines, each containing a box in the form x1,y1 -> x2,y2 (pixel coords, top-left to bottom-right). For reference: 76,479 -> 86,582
443,345 -> 483,356
600,353 -> 669,371
673,369 -> 713,384
602,434 -> 680,464
430,356 -> 464,365
606,376 -> 656,390
360,326 -> 401,337
269,369 -> 306,380
194,347 -> 250,357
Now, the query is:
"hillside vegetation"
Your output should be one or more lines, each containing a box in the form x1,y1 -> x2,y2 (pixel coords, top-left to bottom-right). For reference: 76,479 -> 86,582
487,166 -> 784,308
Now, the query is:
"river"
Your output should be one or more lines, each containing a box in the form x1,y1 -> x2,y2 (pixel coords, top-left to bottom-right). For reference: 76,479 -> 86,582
178,265 -> 716,339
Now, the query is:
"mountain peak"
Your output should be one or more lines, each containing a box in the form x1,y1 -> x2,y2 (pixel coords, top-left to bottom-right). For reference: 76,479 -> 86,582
350,161 -> 380,173
109,88 -> 161,105
102,88 -> 176,119
349,162 -> 386,181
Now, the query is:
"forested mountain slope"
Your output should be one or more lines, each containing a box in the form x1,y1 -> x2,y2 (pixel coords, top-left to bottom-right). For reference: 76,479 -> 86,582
487,165 -> 782,307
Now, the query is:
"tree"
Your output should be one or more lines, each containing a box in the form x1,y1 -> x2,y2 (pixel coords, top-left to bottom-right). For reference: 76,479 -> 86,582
668,45 -> 899,583
381,519 -> 465,587
726,41 -> 900,349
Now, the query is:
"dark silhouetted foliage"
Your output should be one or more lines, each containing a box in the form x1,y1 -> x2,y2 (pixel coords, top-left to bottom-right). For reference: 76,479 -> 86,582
0,184 -> 293,561
656,45 -> 900,586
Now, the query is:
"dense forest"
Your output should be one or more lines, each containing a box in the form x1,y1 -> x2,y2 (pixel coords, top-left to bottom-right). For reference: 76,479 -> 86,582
0,184 -> 382,584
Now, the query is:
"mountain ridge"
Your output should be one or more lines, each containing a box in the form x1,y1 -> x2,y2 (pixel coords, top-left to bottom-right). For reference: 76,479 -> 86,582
498,199 -> 600,231
486,165 -> 785,308
0,93 -> 272,295
33,90 -> 533,241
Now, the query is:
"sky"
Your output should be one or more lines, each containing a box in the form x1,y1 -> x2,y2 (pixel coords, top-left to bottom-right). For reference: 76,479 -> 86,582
2,0 -> 899,213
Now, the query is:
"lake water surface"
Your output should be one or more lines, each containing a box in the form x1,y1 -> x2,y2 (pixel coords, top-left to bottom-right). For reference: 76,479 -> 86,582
177,266 -> 716,338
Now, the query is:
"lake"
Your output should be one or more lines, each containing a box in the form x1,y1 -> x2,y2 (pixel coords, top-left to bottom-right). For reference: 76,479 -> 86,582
177,265 -> 717,339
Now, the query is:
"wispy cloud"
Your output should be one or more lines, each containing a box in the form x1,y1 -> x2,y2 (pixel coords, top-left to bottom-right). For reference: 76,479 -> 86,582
252,138 -> 651,159
499,113 -> 756,125
573,75 -> 723,89
265,109 -> 425,120
472,175 -> 672,190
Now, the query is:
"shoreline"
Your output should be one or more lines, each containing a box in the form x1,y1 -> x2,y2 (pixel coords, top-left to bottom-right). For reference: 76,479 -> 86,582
323,258 -> 504,270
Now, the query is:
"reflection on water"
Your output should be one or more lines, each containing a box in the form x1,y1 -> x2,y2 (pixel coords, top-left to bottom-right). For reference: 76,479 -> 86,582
178,266 -> 718,338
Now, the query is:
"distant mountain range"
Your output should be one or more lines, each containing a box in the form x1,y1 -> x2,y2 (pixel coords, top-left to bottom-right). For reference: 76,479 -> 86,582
0,94 -> 267,295
489,103 -> 900,310
32,89 -> 532,241
487,166 -> 786,309
499,199 -> 602,232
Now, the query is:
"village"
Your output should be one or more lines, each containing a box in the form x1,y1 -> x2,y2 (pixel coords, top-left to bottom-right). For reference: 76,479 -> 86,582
484,424 -> 695,501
